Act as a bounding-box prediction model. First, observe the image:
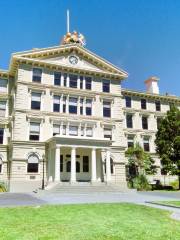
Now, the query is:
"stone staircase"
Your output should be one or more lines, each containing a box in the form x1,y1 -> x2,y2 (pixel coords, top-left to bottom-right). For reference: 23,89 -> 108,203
46,182 -> 133,194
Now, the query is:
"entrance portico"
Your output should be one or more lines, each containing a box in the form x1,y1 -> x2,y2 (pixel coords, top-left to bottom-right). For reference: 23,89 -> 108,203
47,135 -> 113,184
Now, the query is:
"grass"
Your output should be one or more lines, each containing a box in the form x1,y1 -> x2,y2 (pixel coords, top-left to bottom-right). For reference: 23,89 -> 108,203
155,201 -> 180,207
0,203 -> 180,240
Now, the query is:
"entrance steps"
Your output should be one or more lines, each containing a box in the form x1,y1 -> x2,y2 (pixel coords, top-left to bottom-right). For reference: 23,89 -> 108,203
46,182 -> 133,194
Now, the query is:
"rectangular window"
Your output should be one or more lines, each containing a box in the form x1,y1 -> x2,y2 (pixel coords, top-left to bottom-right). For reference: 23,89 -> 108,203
0,101 -> 6,117
155,100 -> 161,111
127,135 -> 134,148
86,127 -> 93,137
80,98 -> 83,115
142,116 -> 148,130
60,155 -> 63,172
83,156 -> 89,172
103,80 -> 110,93
103,101 -> 111,117
0,79 -> 7,92
81,126 -> 84,136
53,95 -> 60,112
157,117 -> 162,129
0,128 -> 4,144
54,72 -> 61,86
104,128 -> 112,140
141,99 -> 147,109
69,125 -> 78,136
63,96 -> 66,113
85,77 -> 92,90
64,73 -> 67,87
143,137 -> 150,152
125,96 -> 131,108
80,76 -> 83,89
69,97 -> 77,114
29,122 -> 40,141
62,125 -> 66,135
69,74 -> 78,88
32,68 -> 42,82
86,99 -> 92,116
126,114 -> 133,128
53,124 -> 60,136
31,92 -> 41,110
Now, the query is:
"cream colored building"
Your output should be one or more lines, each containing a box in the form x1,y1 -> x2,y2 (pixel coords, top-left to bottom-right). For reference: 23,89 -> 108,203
0,34 -> 179,192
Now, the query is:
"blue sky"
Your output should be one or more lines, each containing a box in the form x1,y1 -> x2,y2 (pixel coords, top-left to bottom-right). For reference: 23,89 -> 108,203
0,0 -> 179,96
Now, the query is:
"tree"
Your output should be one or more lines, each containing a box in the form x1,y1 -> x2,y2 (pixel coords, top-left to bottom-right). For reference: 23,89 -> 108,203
155,105 -> 180,189
125,143 -> 156,180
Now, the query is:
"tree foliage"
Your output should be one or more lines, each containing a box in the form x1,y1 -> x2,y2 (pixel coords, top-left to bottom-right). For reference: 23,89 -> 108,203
125,143 -> 157,177
155,105 -> 180,189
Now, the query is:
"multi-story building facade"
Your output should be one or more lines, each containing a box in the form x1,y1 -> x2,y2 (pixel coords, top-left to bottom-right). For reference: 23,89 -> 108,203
0,32 -> 179,192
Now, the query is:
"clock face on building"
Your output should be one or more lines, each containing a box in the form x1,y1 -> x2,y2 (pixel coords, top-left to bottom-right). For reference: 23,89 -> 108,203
69,55 -> 78,65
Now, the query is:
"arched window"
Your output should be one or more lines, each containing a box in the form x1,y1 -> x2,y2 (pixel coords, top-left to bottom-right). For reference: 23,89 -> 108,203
76,161 -> 80,173
0,157 -> 2,173
66,161 -> 71,172
27,153 -> 39,173
104,158 -> 114,174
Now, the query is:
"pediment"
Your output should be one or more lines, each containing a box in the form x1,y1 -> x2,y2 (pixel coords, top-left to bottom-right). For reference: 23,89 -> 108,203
40,54 -> 104,72
11,44 -> 128,79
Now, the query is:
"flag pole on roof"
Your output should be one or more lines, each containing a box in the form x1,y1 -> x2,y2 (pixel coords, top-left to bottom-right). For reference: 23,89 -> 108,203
67,9 -> 70,33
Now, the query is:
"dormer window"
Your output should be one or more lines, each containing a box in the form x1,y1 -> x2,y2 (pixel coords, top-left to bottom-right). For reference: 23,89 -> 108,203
32,68 -> 42,82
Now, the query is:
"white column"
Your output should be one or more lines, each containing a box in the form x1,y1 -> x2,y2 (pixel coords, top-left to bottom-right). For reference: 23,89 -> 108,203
91,148 -> 97,182
77,76 -> 80,89
106,149 -> 111,183
54,146 -> 60,182
70,147 -> 76,183
83,77 -> 85,89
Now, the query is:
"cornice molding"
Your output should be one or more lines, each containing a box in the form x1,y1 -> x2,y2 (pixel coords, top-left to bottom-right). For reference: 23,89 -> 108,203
122,88 -> 180,103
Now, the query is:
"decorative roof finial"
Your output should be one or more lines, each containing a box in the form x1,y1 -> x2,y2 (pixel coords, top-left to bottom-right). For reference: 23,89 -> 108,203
60,10 -> 86,47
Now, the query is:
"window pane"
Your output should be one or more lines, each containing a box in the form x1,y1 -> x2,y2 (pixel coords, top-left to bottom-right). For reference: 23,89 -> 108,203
32,68 -> 42,82
142,116 -> 148,129
86,127 -> 93,137
103,80 -> 110,93
85,77 -> 92,90
0,128 -> 4,144
0,79 -> 7,92
32,92 -> 41,101
155,101 -> 161,111
69,126 -> 78,136
30,123 -> 40,132
126,115 -> 133,128
54,72 -> 61,86
141,99 -> 147,109
69,74 -> 78,88
53,124 -> 60,135
104,128 -> 112,140
69,97 -> 77,114
125,96 -> 131,108
27,163 -> 38,173
83,156 -> 89,172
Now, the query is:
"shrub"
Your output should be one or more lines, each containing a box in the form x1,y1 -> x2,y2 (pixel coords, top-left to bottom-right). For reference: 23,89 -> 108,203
0,182 -> 7,192
170,179 -> 179,190
133,174 -> 151,191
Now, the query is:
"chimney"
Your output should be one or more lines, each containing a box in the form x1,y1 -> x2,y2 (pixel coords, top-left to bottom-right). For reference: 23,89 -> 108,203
144,76 -> 159,94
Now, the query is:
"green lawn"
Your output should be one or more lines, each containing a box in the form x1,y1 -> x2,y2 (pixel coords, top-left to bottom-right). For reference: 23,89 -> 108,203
155,201 -> 180,207
0,203 -> 179,240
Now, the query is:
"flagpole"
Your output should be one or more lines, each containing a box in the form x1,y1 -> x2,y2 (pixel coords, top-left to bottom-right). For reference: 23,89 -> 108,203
67,9 -> 70,33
